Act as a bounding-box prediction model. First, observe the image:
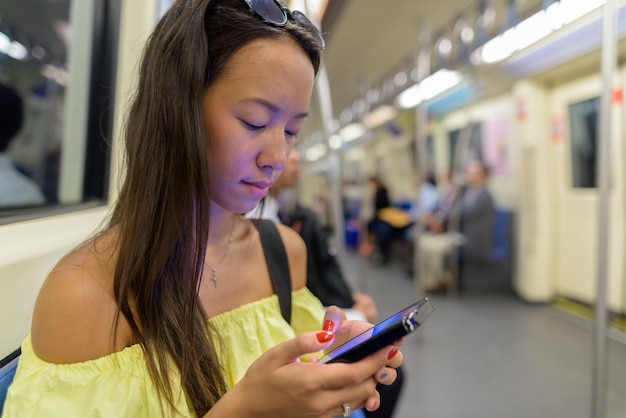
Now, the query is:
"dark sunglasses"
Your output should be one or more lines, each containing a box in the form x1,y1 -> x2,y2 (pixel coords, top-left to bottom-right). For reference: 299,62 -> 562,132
243,0 -> 325,49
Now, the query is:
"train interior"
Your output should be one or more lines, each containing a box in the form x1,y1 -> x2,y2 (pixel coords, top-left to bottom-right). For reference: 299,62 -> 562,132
2,0 -> 626,416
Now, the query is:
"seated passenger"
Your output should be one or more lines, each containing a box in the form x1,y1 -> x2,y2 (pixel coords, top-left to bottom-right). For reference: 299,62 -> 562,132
359,176 -> 393,263
419,160 -> 495,292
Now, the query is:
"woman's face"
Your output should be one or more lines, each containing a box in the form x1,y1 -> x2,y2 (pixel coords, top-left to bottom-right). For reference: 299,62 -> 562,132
202,37 -> 315,214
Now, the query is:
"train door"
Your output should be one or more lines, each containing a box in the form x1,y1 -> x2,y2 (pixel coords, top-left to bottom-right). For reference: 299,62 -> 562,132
548,73 -> 626,313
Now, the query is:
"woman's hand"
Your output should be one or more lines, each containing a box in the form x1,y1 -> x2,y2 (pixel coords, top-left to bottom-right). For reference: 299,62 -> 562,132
210,328 -> 398,417
321,306 -> 404,411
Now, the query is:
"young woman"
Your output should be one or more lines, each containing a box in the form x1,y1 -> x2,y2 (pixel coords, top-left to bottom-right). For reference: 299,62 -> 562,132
2,1 -> 403,417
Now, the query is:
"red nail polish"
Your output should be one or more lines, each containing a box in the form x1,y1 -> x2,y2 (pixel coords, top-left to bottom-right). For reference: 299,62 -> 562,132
387,347 -> 398,359
323,320 -> 334,332
316,331 -> 334,343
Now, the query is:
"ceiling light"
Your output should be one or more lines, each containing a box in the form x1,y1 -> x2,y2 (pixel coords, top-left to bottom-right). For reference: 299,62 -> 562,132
471,0 -> 605,65
339,108 -> 353,125
461,26 -> 475,45
352,99 -> 366,115
394,71 -> 408,87
329,134 -> 343,150
366,88 -> 380,103
504,0 -> 618,76
396,68 -> 463,109
0,32 -> 28,61
362,105 -> 398,129
339,123 -> 366,142
437,36 -> 452,56
304,142 -> 328,162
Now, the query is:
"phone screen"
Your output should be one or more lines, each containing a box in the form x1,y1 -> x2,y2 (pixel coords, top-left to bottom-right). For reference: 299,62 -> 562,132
317,298 -> 434,364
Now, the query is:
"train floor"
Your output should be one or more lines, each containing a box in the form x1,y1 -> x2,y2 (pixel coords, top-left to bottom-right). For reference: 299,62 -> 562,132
339,250 -> 626,418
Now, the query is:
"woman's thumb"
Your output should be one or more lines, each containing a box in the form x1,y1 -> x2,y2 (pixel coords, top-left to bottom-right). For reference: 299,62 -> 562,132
265,331 -> 335,366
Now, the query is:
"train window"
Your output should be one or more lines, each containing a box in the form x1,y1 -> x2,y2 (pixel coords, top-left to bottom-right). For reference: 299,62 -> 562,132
410,135 -> 437,180
448,123 -> 483,172
0,0 -> 121,224
158,0 -> 175,20
568,97 -> 600,189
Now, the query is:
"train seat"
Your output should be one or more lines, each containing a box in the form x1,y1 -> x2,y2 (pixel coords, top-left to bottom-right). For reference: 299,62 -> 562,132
0,349 -> 20,414
458,208 -> 514,292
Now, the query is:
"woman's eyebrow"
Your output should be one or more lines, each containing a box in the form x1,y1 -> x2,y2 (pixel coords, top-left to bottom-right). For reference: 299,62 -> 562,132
244,97 -> 309,119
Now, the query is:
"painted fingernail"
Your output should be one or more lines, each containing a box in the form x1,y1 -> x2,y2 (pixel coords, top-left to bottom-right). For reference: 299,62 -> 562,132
380,368 -> 388,380
316,331 -> 334,343
387,347 -> 398,359
323,320 -> 334,332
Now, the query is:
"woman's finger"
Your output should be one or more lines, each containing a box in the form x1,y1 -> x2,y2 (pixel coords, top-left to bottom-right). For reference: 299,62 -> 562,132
260,330 -> 336,368
375,366 -> 397,385
323,305 -> 346,333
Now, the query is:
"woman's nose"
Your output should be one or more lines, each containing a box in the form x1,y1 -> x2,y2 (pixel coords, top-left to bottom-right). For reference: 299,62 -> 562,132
256,130 -> 290,172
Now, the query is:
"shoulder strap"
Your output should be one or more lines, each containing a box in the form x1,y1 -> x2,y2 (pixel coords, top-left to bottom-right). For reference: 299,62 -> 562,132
253,219 -> 292,323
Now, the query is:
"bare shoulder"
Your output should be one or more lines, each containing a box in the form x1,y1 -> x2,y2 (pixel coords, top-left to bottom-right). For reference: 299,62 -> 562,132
275,223 -> 307,290
30,234 -> 132,363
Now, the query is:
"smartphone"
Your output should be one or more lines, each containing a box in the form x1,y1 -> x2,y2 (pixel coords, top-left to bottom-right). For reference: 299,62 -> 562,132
317,298 -> 434,364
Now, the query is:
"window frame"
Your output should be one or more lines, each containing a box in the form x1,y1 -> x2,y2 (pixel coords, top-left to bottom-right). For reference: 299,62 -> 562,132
0,0 -> 122,225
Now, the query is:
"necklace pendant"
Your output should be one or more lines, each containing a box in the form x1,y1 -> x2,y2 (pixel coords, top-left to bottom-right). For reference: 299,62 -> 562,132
207,218 -> 235,289
211,267 -> 218,288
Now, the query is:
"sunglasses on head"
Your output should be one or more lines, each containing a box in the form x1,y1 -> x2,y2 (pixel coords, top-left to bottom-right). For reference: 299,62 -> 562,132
242,0 -> 325,49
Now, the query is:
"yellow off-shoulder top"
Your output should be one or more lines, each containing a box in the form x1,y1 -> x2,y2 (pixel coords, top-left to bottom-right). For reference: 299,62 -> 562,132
2,288 -> 325,418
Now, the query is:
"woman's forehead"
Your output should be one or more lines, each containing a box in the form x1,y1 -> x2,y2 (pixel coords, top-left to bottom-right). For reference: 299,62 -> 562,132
208,37 -> 315,109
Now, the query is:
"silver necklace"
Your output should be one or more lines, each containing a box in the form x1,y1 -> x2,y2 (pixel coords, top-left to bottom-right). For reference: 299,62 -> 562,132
208,219 -> 236,288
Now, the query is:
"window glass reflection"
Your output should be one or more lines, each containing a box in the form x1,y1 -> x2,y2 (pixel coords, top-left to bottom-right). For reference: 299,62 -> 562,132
568,97 -> 599,189
0,0 -> 70,209
0,83 -> 47,207
0,0 -> 117,219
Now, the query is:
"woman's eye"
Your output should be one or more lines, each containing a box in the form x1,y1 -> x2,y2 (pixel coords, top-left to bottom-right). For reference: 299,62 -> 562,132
241,120 -> 264,130
285,130 -> 298,138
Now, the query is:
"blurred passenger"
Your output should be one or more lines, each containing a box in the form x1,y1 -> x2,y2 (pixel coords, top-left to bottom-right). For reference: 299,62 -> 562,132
253,150 -> 379,323
271,152 -> 406,418
0,83 -> 46,208
360,176 -> 395,264
410,173 -> 440,227
419,160 -> 495,292
404,173 -> 440,275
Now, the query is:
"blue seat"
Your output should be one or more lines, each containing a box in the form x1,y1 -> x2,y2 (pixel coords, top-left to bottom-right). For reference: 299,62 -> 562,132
0,349 -> 20,414
490,209 -> 511,261
458,208 -> 514,292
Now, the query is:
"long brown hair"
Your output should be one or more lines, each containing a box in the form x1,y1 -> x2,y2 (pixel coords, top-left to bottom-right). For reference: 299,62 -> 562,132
108,0 -> 322,415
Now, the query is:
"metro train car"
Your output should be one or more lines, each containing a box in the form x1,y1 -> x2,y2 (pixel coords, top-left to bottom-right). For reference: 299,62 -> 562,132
1,0 -> 626,417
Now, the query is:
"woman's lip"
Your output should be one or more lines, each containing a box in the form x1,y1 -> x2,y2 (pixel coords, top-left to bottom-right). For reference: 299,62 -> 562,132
245,180 -> 272,189
243,180 -> 271,198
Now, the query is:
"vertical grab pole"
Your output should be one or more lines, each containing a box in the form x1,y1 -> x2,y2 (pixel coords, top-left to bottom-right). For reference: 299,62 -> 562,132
413,21 -> 431,295
592,1 -> 616,417
302,1 -> 345,258
317,68 -> 345,257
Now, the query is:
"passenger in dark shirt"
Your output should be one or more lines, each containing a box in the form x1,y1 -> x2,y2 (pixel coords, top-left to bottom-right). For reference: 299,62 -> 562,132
263,150 -> 378,322
361,177 -> 395,263
268,151 -> 405,418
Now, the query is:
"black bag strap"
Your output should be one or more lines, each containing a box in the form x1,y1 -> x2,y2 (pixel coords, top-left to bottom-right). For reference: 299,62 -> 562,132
253,219 -> 292,323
